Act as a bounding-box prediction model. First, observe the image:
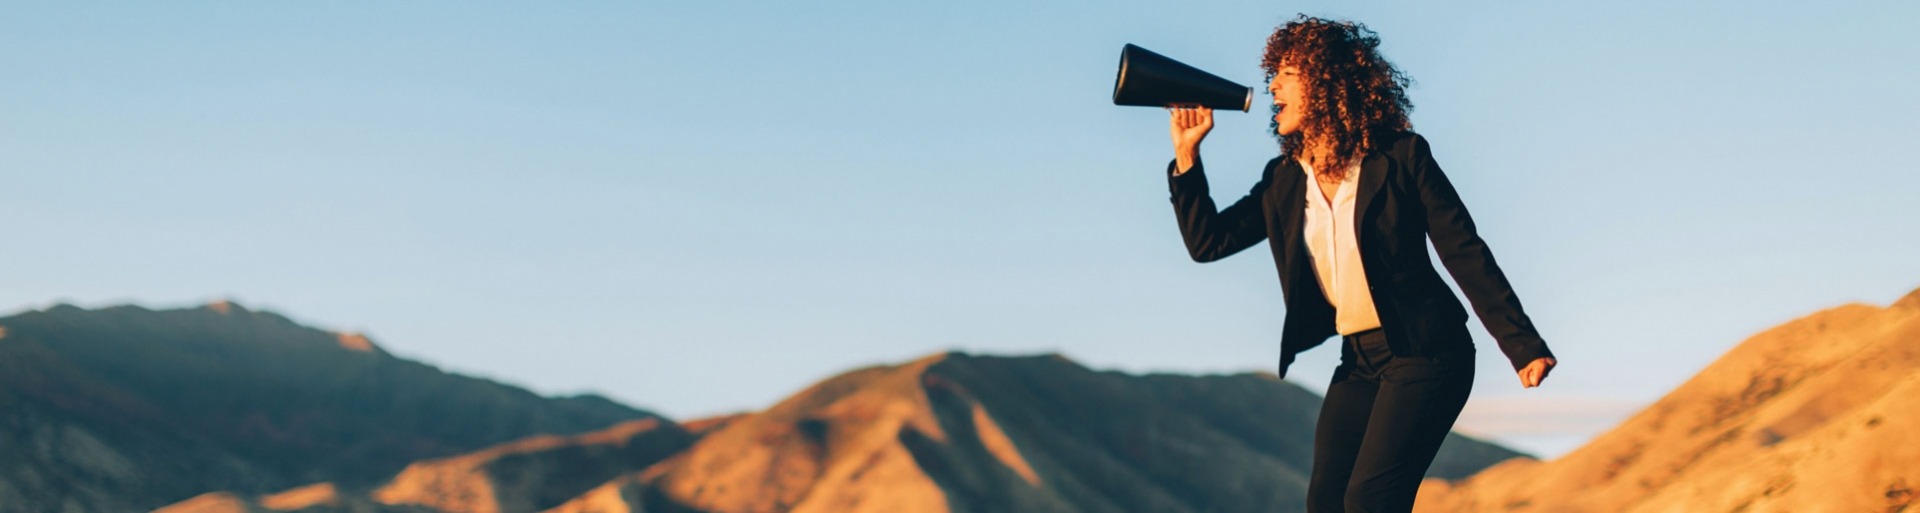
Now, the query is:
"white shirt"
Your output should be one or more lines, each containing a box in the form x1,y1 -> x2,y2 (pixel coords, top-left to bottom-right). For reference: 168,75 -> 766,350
1301,158 -> 1383,335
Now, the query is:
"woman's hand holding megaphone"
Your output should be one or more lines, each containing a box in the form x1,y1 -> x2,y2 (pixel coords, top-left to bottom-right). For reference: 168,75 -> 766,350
1169,105 -> 1213,175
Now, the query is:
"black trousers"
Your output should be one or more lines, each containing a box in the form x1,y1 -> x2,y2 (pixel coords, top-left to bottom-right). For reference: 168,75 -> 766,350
1306,327 -> 1475,513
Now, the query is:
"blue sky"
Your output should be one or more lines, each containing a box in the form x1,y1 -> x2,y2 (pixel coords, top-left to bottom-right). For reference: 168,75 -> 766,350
4,1 -> 1916,458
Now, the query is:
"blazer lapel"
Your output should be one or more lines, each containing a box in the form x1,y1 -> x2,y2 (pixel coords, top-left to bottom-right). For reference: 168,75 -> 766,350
1275,158 -> 1309,300
1352,152 -> 1390,249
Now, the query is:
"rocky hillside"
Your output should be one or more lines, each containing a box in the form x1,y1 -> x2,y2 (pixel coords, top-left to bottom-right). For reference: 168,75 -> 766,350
1414,286 -> 1920,512
0,301 -> 663,513
162,351 -> 1526,513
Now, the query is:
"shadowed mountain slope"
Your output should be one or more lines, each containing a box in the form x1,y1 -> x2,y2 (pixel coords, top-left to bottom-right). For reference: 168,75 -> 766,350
0,301 -> 662,513
170,351 -> 1525,513
1415,285 -> 1920,512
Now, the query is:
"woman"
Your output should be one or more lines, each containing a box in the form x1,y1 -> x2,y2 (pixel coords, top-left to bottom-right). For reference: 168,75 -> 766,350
1163,16 -> 1558,512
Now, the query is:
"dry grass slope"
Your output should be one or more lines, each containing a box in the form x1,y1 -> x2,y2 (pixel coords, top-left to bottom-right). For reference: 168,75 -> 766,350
1415,286 -> 1920,513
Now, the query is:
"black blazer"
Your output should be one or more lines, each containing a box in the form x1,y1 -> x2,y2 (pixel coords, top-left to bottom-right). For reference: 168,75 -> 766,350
1168,131 -> 1554,379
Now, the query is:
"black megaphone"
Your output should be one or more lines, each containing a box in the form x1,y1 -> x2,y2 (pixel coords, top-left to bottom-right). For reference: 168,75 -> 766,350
1111,44 -> 1252,112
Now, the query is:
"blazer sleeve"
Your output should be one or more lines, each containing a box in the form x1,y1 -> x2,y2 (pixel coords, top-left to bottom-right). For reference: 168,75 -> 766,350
1406,134 -> 1556,371
1168,156 -> 1272,263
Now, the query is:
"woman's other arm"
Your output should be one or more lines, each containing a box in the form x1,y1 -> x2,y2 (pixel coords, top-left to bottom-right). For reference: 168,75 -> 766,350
1407,133 -> 1557,382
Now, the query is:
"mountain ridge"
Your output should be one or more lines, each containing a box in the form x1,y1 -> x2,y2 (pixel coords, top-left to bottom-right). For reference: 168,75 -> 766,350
0,300 -> 665,513
158,349 -> 1526,513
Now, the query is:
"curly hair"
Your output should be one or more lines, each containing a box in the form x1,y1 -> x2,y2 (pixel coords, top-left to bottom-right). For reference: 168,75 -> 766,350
1261,15 -> 1414,181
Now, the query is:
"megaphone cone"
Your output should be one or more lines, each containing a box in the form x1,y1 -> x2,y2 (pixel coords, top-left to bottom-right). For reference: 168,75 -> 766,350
1112,44 -> 1252,112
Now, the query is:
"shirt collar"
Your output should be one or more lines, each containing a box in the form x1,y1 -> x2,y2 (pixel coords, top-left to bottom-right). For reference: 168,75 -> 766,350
1297,157 -> 1363,183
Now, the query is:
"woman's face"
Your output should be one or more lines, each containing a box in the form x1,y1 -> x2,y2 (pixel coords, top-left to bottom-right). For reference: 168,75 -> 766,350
1267,64 -> 1307,136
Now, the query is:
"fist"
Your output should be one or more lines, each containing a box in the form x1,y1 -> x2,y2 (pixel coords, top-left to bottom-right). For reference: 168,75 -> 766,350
1168,105 -> 1213,155
1518,356 -> 1556,388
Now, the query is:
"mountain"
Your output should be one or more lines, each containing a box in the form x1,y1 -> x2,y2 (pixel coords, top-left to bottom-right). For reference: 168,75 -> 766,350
161,351 -> 1527,513
1414,286 -> 1920,512
157,416 -> 699,513
635,351 -> 1524,513
0,301 -> 665,513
